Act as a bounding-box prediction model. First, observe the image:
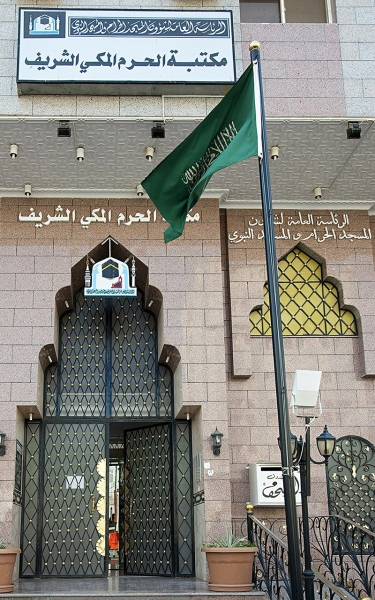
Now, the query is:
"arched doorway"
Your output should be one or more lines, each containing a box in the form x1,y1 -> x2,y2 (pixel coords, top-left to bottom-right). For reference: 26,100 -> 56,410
20,276 -> 194,577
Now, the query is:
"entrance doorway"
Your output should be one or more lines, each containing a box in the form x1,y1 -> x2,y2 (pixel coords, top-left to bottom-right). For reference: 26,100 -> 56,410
108,422 -> 193,576
20,284 -> 194,578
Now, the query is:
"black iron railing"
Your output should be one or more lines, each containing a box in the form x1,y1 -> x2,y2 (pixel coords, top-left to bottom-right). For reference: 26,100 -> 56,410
306,515 -> 375,598
245,512 -> 293,600
233,508 -> 368,600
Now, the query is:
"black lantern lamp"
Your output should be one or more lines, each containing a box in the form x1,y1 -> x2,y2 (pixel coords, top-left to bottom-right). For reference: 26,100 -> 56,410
211,427 -> 223,456
278,430 -> 299,460
0,430 -> 6,456
316,425 -> 336,459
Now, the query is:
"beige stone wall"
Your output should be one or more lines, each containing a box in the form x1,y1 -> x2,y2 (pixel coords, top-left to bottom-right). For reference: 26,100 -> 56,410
225,208 -> 375,521
2,199 -> 375,566
241,23 -> 346,117
0,196 -> 231,572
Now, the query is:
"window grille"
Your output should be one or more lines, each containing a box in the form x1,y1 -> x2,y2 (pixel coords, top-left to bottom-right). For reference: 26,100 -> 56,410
250,248 -> 357,336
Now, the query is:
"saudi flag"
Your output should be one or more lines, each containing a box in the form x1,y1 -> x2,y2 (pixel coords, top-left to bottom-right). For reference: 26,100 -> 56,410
142,62 -> 262,243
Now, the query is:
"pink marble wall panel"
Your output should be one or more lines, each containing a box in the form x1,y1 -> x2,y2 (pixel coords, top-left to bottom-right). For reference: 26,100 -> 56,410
226,208 -> 375,519
241,23 -> 346,117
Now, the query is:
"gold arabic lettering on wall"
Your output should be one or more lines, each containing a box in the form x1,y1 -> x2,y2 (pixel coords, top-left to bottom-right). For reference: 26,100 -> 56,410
228,212 -> 372,244
18,205 -> 200,229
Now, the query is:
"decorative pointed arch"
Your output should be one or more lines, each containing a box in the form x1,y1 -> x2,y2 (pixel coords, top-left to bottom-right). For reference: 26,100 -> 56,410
40,238 -> 181,416
250,247 -> 357,336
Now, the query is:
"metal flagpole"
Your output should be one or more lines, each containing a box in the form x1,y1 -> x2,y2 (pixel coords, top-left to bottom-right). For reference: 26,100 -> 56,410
250,41 -> 304,600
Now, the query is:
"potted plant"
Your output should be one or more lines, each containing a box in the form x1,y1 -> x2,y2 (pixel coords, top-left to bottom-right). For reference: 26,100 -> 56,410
0,540 -> 21,593
201,531 -> 257,592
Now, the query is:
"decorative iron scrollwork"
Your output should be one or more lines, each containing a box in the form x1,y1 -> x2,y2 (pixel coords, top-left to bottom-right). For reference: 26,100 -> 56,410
327,436 -> 375,531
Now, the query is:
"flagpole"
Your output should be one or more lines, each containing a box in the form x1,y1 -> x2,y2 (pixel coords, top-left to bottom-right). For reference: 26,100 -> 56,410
250,42 -> 304,600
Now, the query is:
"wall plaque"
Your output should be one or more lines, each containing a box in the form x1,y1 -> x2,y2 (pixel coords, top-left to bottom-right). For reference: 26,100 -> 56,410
17,8 -> 235,95
249,463 -> 302,507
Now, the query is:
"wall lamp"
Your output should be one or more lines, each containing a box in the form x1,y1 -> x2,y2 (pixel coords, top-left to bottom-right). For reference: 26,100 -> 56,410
10,144 -> 18,158
211,427 -> 223,456
76,147 -> 85,162
270,146 -> 279,160
24,184 -> 32,197
145,147 -> 155,161
0,430 -> 6,456
313,187 -> 322,200
347,122 -> 361,139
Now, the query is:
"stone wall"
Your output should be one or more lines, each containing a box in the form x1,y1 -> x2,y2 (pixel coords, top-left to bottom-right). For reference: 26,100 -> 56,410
225,208 -> 375,520
336,0 -> 375,116
0,196 -> 231,578
241,23 -> 346,117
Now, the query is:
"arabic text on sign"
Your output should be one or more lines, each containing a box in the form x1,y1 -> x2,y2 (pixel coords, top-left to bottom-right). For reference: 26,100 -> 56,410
18,206 -> 200,229
69,17 -> 230,37
228,212 -> 372,244
25,50 -> 228,74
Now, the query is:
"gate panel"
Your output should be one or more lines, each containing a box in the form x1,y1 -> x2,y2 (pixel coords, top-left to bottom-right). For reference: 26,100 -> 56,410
125,424 -> 173,575
328,435 -> 375,530
41,422 -> 107,576
20,421 -> 41,577
175,422 -> 194,575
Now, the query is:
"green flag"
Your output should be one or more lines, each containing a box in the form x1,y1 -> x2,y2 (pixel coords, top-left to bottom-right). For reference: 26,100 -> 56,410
142,63 -> 262,243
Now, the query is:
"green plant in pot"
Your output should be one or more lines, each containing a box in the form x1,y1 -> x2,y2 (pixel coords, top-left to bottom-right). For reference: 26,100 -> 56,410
201,531 -> 257,592
0,539 -> 21,594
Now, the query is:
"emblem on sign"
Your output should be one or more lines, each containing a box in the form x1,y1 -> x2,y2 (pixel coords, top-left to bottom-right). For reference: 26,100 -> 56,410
84,237 -> 137,298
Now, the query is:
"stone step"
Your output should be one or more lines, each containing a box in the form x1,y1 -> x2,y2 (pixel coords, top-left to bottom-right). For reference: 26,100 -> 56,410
3,595 -> 265,600
3,578 -> 266,600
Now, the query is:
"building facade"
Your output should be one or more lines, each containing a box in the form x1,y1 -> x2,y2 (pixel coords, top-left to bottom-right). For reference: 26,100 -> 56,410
0,0 -> 375,583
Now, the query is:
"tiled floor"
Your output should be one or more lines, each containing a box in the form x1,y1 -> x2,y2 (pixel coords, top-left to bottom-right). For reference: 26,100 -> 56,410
12,575 -> 209,595
5,576 -> 265,600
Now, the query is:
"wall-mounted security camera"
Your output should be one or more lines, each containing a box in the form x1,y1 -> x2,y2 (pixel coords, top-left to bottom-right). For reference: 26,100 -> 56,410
314,187 -> 322,200
270,146 -> 279,160
10,144 -> 18,158
76,147 -> 84,162
57,121 -> 71,137
145,147 -> 155,161
136,184 -> 144,197
151,122 -> 165,139
24,184 -> 32,197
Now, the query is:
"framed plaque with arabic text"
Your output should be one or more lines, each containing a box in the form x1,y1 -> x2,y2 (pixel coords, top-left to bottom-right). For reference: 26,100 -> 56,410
17,8 -> 236,95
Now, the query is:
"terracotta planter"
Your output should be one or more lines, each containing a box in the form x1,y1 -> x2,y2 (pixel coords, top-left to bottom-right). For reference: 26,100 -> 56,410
201,546 -> 257,592
0,549 -> 21,593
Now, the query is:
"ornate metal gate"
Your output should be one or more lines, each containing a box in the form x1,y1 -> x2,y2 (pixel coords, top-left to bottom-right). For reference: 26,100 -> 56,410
123,421 -> 194,576
125,424 -> 173,575
21,420 -> 107,577
327,435 -> 375,530
20,287 -> 194,578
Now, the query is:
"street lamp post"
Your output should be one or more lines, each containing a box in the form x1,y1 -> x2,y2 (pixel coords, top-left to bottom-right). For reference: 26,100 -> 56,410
288,422 -> 336,600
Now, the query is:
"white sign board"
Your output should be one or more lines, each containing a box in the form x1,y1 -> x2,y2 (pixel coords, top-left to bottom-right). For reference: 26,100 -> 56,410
66,475 -> 84,490
249,463 -> 301,507
17,9 -> 236,94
